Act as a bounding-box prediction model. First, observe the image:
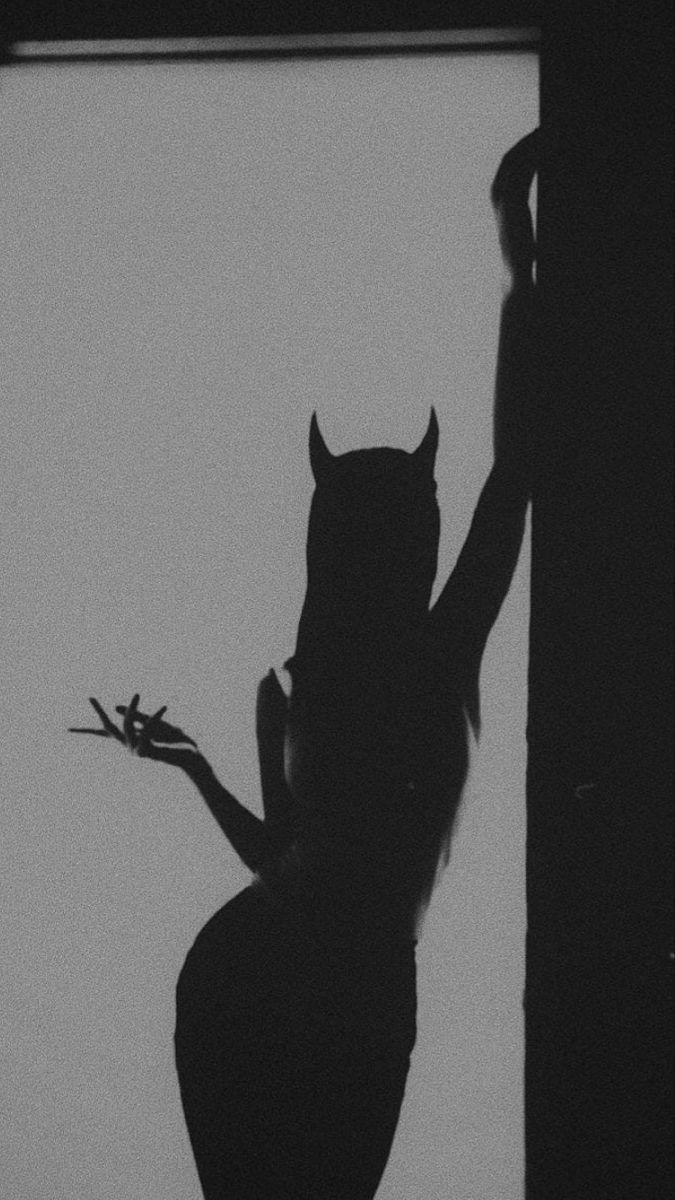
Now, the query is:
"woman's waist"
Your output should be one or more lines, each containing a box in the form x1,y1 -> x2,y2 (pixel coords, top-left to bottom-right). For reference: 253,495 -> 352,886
256,841 -> 419,944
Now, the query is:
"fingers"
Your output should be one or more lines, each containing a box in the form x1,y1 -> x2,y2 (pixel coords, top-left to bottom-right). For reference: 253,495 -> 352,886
74,695 -> 196,754
146,700 -> 165,729
123,694 -> 141,747
136,704 -> 168,757
165,725 -> 198,748
117,703 -> 197,747
67,728 -> 111,736
491,133 -> 539,285
136,742 -> 198,769
146,705 -> 169,739
116,704 -> 150,724
89,697 -> 125,743
491,128 -> 540,206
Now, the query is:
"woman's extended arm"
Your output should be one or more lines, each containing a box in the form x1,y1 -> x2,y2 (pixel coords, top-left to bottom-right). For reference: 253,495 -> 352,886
69,694 -> 280,873
178,749 -> 279,872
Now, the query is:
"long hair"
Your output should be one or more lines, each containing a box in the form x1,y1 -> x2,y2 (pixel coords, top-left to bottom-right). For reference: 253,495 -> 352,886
287,412 -> 469,924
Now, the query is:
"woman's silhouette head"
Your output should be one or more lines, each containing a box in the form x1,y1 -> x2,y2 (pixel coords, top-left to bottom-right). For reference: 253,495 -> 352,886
305,411 -> 441,621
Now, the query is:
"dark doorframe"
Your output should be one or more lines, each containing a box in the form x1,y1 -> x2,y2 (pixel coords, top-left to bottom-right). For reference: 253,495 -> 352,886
528,4 -> 673,1196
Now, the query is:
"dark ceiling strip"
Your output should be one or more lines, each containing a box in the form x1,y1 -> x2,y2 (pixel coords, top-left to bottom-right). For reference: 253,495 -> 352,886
7,28 -> 540,64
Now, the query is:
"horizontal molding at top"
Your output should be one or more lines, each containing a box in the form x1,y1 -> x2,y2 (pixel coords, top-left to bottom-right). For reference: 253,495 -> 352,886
7,27 -> 540,63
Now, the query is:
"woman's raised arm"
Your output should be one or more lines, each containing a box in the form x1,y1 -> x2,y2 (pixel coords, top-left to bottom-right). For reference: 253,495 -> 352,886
430,131 -> 540,719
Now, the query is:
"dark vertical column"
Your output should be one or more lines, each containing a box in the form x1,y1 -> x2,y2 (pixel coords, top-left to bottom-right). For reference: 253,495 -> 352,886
527,5 -> 673,1197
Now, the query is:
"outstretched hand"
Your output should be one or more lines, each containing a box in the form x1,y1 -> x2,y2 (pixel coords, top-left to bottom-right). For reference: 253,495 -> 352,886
68,694 -> 200,769
491,128 -> 539,288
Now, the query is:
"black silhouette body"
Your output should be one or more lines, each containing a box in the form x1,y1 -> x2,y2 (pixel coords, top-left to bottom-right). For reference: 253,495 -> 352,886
70,132 -> 539,1199
175,413 -> 467,1200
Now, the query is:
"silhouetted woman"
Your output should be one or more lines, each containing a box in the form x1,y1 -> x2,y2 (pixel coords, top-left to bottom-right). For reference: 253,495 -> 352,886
70,131 -> 539,1199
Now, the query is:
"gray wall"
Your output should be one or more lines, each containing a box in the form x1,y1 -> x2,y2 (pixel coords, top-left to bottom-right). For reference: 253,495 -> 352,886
1,52 -> 537,1199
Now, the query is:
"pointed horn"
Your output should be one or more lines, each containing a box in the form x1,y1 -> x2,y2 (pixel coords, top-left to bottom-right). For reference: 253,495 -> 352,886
309,413 -> 334,483
412,408 -> 439,472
